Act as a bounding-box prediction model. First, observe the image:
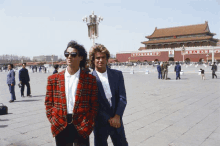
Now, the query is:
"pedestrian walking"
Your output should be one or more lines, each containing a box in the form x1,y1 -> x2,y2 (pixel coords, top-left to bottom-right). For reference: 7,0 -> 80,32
53,64 -> 59,74
90,44 -> 128,146
45,40 -> 98,146
157,62 -> 162,79
174,62 -> 181,80
211,62 -> 217,79
19,63 -> 31,97
7,64 -> 16,103
200,68 -> 205,80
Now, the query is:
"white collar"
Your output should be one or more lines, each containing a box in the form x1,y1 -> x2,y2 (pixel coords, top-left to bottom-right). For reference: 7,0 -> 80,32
96,69 -> 107,75
65,68 -> 80,78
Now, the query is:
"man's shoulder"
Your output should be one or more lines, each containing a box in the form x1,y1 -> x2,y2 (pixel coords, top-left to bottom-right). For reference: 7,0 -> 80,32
81,70 -> 96,79
48,70 -> 64,80
108,68 -> 122,74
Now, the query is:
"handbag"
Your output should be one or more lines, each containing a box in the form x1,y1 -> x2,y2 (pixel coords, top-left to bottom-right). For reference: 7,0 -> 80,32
0,103 -> 8,115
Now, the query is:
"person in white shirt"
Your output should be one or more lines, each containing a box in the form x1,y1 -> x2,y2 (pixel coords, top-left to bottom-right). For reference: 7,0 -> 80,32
90,44 -> 128,146
45,40 -> 98,146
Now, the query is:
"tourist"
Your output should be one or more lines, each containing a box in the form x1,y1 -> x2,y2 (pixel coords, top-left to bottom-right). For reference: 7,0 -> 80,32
200,68 -> 205,80
174,62 -> 181,80
90,44 -> 128,146
19,63 -> 31,97
157,62 -> 162,79
53,64 -> 59,74
45,40 -> 98,146
211,62 -> 217,79
163,61 -> 169,80
7,64 -> 16,103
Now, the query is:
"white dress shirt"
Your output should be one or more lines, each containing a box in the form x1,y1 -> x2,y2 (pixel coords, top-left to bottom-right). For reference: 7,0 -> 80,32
65,68 -> 80,114
96,69 -> 112,107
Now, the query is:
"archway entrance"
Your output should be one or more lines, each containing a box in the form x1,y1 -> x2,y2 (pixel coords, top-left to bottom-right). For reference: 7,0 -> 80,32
185,58 -> 190,63
199,58 -> 204,62
168,57 -> 174,61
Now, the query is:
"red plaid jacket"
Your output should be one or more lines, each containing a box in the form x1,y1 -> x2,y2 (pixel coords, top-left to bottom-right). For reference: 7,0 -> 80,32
45,69 -> 98,139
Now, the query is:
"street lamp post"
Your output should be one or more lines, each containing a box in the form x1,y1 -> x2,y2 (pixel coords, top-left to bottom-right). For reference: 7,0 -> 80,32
51,55 -> 54,66
82,11 -> 103,46
182,45 -> 185,63
206,54 -> 209,63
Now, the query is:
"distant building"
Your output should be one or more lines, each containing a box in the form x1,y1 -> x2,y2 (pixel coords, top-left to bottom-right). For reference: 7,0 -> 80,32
33,55 -> 58,62
117,21 -> 220,62
217,40 -> 220,46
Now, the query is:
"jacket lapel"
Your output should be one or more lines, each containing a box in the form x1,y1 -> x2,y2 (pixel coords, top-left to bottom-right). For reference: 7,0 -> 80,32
106,67 -> 115,110
92,70 -> 111,108
74,70 -> 84,113
58,70 -> 68,115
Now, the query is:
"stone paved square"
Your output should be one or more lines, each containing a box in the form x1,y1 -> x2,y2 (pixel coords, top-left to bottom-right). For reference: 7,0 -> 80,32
0,65 -> 219,146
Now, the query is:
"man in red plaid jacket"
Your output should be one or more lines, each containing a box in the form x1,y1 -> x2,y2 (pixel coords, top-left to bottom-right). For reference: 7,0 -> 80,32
45,40 -> 98,146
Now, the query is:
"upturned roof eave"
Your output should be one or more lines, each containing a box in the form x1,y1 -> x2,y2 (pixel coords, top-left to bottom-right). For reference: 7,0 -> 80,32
146,31 -> 210,39
142,36 -> 214,44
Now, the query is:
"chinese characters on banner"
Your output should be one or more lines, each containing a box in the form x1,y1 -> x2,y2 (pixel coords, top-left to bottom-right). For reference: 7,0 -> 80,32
184,50 -> 209,54
131,52 -> 161,57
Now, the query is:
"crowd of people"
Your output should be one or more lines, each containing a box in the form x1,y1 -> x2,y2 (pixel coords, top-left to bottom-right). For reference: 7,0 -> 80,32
156,61 -> 218,80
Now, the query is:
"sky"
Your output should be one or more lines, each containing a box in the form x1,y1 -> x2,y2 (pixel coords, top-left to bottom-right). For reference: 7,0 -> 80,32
0,0 -> 219,59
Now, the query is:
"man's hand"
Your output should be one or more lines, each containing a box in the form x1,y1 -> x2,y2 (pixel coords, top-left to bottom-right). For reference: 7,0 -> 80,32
11,84 -> 14,86
108,114 -> 121,128
20,81 -> 22,84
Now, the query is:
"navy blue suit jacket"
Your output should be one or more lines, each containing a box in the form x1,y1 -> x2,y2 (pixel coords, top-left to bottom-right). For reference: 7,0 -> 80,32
175,65 -> 181,72
157,65 -> 161,72
19,68 -> 30,83
7,69 -> 15,85
92,67 -> 127,133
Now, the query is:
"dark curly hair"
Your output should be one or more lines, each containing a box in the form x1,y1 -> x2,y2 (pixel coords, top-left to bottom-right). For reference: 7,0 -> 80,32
89,43 -> 110,69
64,40 -> 87,69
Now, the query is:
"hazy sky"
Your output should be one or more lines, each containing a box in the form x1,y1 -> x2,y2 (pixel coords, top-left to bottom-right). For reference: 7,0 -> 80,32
0,0 -> 219,59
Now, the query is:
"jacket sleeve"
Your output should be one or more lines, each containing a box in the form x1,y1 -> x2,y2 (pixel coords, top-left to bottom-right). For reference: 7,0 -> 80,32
12,70 -> 15,85
115,71 -> 127,117
19,70 -> 21,81
27,70 -> 30,81
45,76 -> 54,123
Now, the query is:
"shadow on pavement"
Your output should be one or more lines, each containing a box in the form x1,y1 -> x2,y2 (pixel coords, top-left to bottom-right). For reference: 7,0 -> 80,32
31,95 -> 46,97
0,125 -> 8,128
14,100 -> 41,102
0,119 -> 9,121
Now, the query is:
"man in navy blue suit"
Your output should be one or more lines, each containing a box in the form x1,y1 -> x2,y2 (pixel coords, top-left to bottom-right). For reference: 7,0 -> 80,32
90,44 -> 128,146
174,62 -> 181,80
157,62 -> 162,79
19,63 -> 31,97
7,64 -> 16,103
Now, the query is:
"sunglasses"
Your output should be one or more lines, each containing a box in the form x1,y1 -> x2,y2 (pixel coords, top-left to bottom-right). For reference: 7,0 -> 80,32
64,52 -> 78,58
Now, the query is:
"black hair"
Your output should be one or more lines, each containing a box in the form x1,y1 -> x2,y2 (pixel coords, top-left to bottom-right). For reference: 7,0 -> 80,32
22,63 -> 26,66
8,64 -> 14,68
54,64 -> 59,69
64,40 -> 87,69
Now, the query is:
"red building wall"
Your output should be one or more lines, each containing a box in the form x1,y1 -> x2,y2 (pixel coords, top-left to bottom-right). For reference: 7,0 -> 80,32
116,51 -> 220,62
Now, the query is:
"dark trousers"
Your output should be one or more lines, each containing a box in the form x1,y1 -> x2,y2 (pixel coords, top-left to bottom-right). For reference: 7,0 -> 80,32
21,82 -> 31,96
212,71 -> 217,79
94,124 -> 128,146
158,72 -> 162,79
8,84 -> 16,101
55,114 -> 90,146
176,71 -> 180,79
